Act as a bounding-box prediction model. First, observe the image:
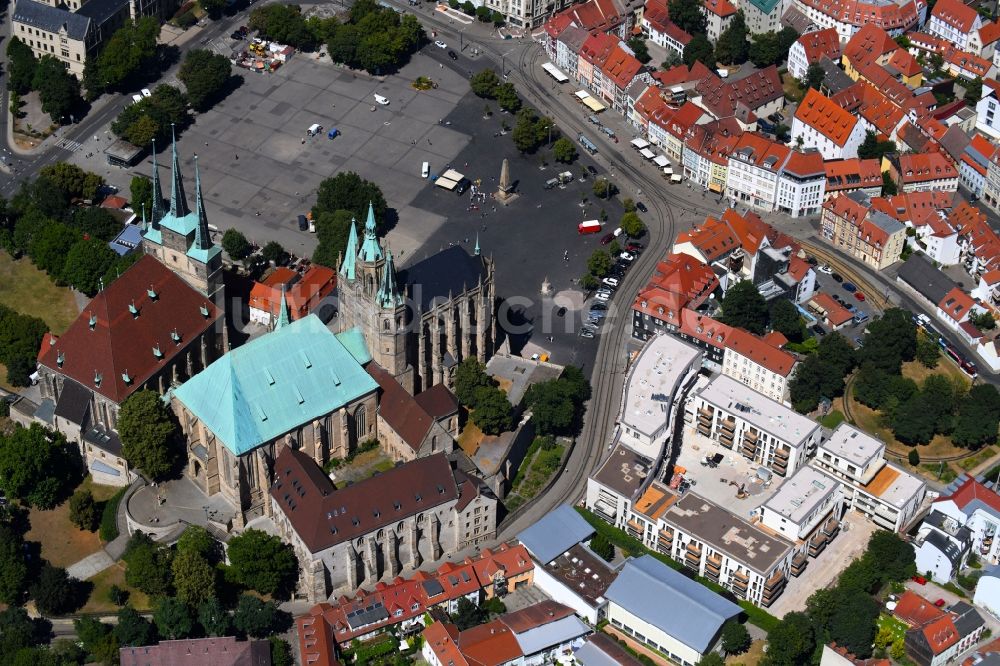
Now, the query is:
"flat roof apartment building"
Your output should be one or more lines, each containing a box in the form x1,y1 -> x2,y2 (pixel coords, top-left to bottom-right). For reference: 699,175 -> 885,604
811,423 -> 926,532
685,374 -> 822,478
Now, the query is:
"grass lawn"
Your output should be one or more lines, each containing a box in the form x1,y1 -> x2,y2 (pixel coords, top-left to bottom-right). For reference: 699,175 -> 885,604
0,251 -> 78,333
80,563 -> 151,614
820,410 -> 845,429
901,358 -> 970,390
877,614 -> 908,643
727,639 -> 765,665
24,477 -> 121,568
781,72 -> 806,102
958,446 -> 998,471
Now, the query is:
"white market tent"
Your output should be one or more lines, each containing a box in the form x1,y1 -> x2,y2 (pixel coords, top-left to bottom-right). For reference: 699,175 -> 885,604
653,155 -> 669,168
630,138 -> 650,150
542,62 -> 569,83
435,168 -> 465,191
639,148 -> 655,160
581,96 -> 606,112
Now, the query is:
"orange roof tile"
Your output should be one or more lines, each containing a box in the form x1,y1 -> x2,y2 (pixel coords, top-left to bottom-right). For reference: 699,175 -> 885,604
899,152 -> 958,184
730,131 -> 790,171
938,286 -> 975,321
811,293 -> 855,326
796,0 -> 919,31
945,47 -> 993,77
922,616 -> 961,655
423,623 -> 467,666
932,0 -> 979,32
783,150 -> 825,177
824,158 -> 883,192
459,621 -> 522,666
894,591 -> 948,627
981,20 -> 1000,45
795,27 -> 841,63
703,0 -> 736,16
600,42 -> 644,90
725,328 -> 796,376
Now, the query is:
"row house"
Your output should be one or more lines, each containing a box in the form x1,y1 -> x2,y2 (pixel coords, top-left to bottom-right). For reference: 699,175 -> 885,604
927,0 -> 982,53
721,327 -> 797,404
725,132 -> 827,217
682,118 -> 741,192
578,32 -> 618,96
943,47 -> 996,81
685,373 -> 822,477
936,285 -> 980,331
702,0 -> 737,42
653,100 -> 710,161
597,40 -> 650,113
886,152 -> 959,193
630,253 -> 721,337
553,25 -> 589,80
639,0 -> 691,57
898,203 -> 962,266
952,200 -> 1000,278
823,158 -> 884,200
694,66 -> 784,123
791,88 -> 868,160
626,483 -> 795,607
541,0 -> 638,48
787,27 -> 842,80
820,192 -> 907,269
975,78 -> 1000,139
842,25 -> 924,91
810,423 -> 926,532
971,20 -> 1000,60
791,0 -> 922,44
972,269 -> 1000,308
960,134 -> 999,198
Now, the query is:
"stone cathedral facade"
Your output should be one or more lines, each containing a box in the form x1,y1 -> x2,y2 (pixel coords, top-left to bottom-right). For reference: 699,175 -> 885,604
337,205 -> 497,395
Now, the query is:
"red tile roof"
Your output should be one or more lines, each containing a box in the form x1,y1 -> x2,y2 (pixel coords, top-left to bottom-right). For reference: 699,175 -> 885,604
934,474 -> 1000,515
730,131 -> 791,171
423,622 -> 467,666
810,293 -> 855,326
725,328 -> 796,377
675,218 -> 740,262
783,150 -> 825,177
945,47 -> 992,77
886,47 -> 921,77
938,286 -> 975,322
298,607 -> 340,666
921,616 -> 961,655
795,0 -> 920,31
696,66 -> 783,118
579,32 -> 618,67
721,208 -> 770,255
249,264 -> 336,322
932,0 -> 979,33
37,255 -> 221,404
471,545 -> 534,584
660,101 -> 707,139
981,20 -> 1000,45
642,0 -> 692,45
894,591 -> 948,627
120,638 -> 271,666
795,28 -> 842,64
703,0 -> 737,16
544,0 -> 626,35
899,152 -> 958,184
824,158 -> 883,193
600,42 -> 644,90
458,621 -> 523,666
652,61 -> 713,86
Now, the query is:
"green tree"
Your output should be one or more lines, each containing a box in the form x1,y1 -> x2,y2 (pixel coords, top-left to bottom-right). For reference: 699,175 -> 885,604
553,137 -> 578,163
63,239 -> 119,297
89,18 -> 161,95
908,448 -> 920,465
762,612 -> 815,666
698,654 -> 725,666
749,32 -> 781,67
714,11 -> 749,65
866,530 -> 916,584
524,380 -> 575,435
881,171 -> 898,196
953,383 -> 1000,449
470,386 -> 513,435
684,34 -> 715,67
891,393 -> 938,445
770,299 -> 805,342
108,584 -> 129,607
828,589 -> 879,657
122,532 -> 174,597
475,5 -> 492,21
721,620 -> 751,655
118,390 -> 180,480
177,525 -> 219,562
270,637 -> 294,666
6,38 -> 37,95
970,310 -> 997,330
111,85 -> 190,147
32,55 -> 81,122
587,248 -> 613,278
915,336 -> 941,369
470,69 -> 500,98
451,596 -> 486,630
222,229 -> 252,260
312,172 -> 388,232
311,210 -> 354,270
70,206 -> 120,240
0,608 -> 49,655
154,597 -> 194,640
857,131 -> 897,160
512,107 -> 547,153
858,308 -> 916,374
69,489 -> 99,531
202,0 -> 227,17
249,4 -> 313,47
965,77 -> 984,104
0,423 -> 80,509
593,178 -> 611,199
495,82 -> 521,113
113,606 -> 155,647
178,49 -> 232,112
74,617 -> 118,665
620,211 -> 645,238
492,10 -> 505,25
719,281 -> 768,334
789,355 -> 843,413
226,529 -> 299,598
29,222 -> 79,279
30,564 -> 80,616
778,26 -> 799,53
461,1 -> 475,14
233,594 -> 290,639
669,0 -> 707,33
589,534 -> 614,561
804,62 -> 825,90
198,597 -> 233,637
627,37 -> 651,64
0,527 -> 28,605
454,358 -> 496,408
172,550 -> 217,607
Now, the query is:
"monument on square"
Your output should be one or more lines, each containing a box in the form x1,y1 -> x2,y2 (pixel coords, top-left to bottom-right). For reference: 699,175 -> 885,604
496,158 -> 516,204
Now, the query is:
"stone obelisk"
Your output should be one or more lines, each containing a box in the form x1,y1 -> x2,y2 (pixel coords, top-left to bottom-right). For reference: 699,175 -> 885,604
496,158 -> 516,204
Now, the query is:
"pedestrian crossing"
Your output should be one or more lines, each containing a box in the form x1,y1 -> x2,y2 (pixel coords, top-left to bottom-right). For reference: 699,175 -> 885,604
57,139 -> 83,153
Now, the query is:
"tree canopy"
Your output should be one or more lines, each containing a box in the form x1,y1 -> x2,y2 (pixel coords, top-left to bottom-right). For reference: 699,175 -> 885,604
85,17 -> 161,97
524,366 -> 591,436
111,85 -> 190,147
668,0 -> 707,34
118,390 -> 181,480
226,529 -> 299,598
857,131 -> 897,160
222,229 -> 252,261
312,172 -> 389,234
6,38 -> 37,96
719,281 -> 768,334
63,238 -> 119,296
857,308 -> 916,373
32,55 -> 82,123
232,594 -> 291,638
769,299 -> 805,342
511,107 -> 555,153
553,137 -> 578,164
714,11 -> 749,65
321,0 -> 426,74
683,34 -> 715,68
122,532 -> 174,597
178,49 -> 233,112
0,423 -> 80,509
454,358 -> 496,407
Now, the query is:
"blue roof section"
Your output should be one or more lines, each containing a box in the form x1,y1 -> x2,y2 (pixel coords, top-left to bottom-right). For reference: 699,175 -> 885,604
512,615 -> 590,655
335,327 -> 372,365
604,555 -> 741,653
174,314 -> 378,456
517,505 -> 595,564
109,224 -> 143,256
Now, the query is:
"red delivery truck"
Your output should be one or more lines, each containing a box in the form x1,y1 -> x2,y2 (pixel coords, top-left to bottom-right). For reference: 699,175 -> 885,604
578,220 -> 601,234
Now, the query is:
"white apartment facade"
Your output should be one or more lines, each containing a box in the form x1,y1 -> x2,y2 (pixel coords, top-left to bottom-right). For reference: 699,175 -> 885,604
721,328 -> 795,404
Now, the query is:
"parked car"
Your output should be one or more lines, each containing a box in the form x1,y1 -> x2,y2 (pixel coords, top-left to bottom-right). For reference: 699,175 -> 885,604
934,599 -> 946,607
842,282 -> 857,293
620,252 -> 635,262
912,575 -> 927,585
811,324 -> 826,337
448,50 -> 458,60
806,256 -> 818,266
231,31 -> 245,39
587,165 -> 599,175
854,292 -> 866,301
591,302 -> 608,311
595,292 -> 611,302
626,241 -> 644,250
831,273 -> 843,283
603,277 -> 619,287
818,264 -> 833,274
580,329 -> 595,338
434,40 -> 447,48
854,336 -> 865,347
556,307 -> 566,317
636,201 -> 648,213
600,232 -> 614,245
589,310 -> 607,319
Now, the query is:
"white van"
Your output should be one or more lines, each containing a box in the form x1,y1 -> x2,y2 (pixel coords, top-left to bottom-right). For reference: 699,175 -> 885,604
374,94 -> 389,106
422,161 -> 430,178
613,227 -> 623,237
307,123 -> 322,136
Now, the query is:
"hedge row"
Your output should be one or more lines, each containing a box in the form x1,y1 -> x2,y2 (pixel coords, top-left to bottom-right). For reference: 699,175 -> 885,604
574,507 -> 780,633
99,487 -> 127,542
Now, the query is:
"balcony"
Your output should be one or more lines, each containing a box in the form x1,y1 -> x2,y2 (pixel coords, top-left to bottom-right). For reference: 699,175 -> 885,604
697,424 -> 712,438
626,519 -> 645,539
720,418 -> 736,433
822,518 -> 840,539
706,554 -> 722,573
720,430 -> 735,445
774,447 -> 789,460
764,570 -> 786,592
593,503 -> 617,523
658,529 -> 673,546
791,552 -> 808,577
698,407 -> 713,421
731,572 -> 749,597
743,429 -> 758,442
809,533 -> 827,557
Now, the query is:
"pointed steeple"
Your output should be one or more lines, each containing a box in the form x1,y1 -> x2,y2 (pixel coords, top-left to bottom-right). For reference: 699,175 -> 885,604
475,234 -> 481,256
376,249 -> 403,309
193,155 -> 212,250
275,287 -> 290,330
168,124 -> 188,218
339,218 -> 359,281
150,138 -> 162,229
358,201 -> 384,263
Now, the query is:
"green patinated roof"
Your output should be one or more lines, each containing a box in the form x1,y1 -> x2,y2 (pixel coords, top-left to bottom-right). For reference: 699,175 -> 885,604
746,0 -> 781,16
376,250 -> 403,309
335,327 -> 372,365
174,316 -> 378,456
359,202 -> 383,263
339,219 -> 359,281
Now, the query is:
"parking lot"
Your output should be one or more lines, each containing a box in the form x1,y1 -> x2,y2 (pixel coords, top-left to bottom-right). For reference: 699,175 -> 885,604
809,262 -> 883,344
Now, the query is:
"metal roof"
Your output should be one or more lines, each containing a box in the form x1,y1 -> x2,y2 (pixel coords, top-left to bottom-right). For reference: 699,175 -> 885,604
604,555 -> 740,653
517,505 -> 595,564
174,317 -> 379,456
511,615 -> 590,656
13,0 -> 89,40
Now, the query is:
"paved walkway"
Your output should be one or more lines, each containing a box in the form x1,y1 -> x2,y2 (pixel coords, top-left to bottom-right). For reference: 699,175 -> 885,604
66,550 -> 114,580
